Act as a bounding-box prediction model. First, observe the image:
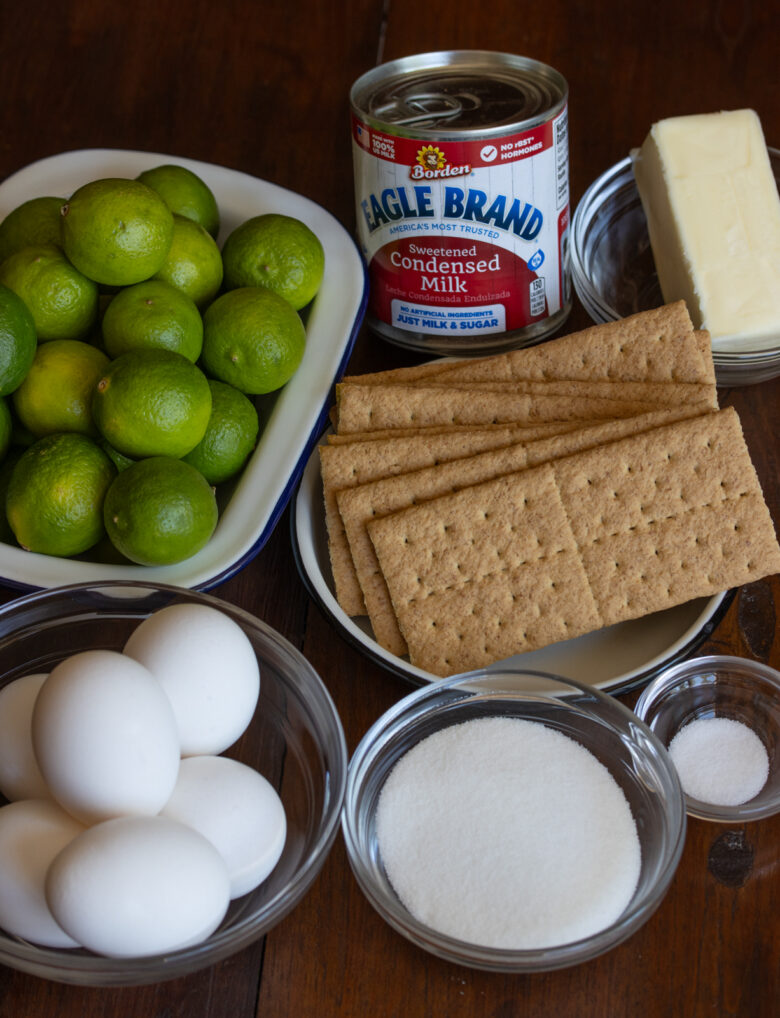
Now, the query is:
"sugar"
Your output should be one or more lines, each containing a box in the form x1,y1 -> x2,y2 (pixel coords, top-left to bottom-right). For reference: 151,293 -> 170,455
668,716 -> 769,806
375,716 -> 641,950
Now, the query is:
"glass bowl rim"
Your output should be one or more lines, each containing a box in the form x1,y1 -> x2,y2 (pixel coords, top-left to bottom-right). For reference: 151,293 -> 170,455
342,666 -> 687,972
570,147 -> 780,365
0,579 -> 349,985
634,653 -> 780,823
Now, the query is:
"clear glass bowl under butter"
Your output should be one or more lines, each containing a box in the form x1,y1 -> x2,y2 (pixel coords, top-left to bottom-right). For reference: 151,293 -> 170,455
570,148 -> 780,387
0,581 -> 348,986
342,669 -> 686,972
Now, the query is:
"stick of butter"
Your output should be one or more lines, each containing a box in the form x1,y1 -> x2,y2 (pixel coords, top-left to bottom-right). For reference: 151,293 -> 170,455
633,110 -> 780,352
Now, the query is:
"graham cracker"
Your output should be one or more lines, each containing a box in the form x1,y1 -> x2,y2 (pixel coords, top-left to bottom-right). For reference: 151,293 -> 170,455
366,408 -> 780,676
419,377 -> 717,409
325,421 -> 583,444
694,331 -> 716,385
342,302 -> 710,387
429,301 -> 709,384
321,421 -> 584,615
365,465 -> 603,669
341,360 -> 457,386
334,383 -> 661,434
338,406 -> 710,656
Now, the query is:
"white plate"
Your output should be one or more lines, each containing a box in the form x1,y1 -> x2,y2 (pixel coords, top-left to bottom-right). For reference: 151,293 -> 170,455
291,442 -> 733,694
0,148 -> 368,591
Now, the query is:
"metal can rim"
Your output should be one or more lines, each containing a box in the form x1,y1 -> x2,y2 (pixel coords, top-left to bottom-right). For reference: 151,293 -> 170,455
350,49 -> 568,140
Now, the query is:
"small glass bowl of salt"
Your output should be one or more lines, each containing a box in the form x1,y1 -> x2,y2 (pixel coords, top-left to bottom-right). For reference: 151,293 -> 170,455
634,655 -> 780,823
342,669 -> 686,972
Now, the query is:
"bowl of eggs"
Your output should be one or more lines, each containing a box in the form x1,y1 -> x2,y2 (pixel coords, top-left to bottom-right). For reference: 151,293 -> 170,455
0,581 -> 348,985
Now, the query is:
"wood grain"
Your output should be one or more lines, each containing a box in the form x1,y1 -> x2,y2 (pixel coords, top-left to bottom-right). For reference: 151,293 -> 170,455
0,0 -> 778,1015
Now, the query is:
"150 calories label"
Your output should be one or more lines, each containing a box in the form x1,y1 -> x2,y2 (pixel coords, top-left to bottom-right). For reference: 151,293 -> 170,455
352,108 -> 570,339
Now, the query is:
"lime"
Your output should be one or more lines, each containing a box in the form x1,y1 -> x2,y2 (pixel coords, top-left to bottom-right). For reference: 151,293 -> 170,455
6,433 -> 115,556
0,283 -> 37,396
0,398 -> 11,461
92,348 -> 212,458
0,196 -> 65,264
201,286 -> 305,394
153,214 -> 223,308
103,456 -> 218,566
101,278 -> 203,361
13,339 -> 109,437
221,213 -> 324,310
60,178 -> 174,287
0,244 -> 98,340
182,379 -> 259,484
136,165 -> 220,238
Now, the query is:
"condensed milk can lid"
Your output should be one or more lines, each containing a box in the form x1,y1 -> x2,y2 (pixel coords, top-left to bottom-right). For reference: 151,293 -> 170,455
351,50 -> 568,138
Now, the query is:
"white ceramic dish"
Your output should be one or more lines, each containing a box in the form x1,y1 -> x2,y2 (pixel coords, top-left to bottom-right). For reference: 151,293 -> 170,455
0,148 -> 368,591
291,440 -> 733,695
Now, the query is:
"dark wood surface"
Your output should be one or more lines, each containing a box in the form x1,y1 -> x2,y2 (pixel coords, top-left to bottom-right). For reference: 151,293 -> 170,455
0,1 -> 778,1014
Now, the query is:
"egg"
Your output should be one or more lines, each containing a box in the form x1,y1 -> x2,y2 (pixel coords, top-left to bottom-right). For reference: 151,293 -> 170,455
45,815 -> 231,958
31,650 -> 180,824
0,799 -> 86,948
0,673 -> 50,801
123,603 -> 260,756
161,755 -> 286,898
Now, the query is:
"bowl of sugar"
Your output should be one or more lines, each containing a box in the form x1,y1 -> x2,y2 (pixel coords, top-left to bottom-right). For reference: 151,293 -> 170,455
342,669 -> 686,972
634,655 -> 780,823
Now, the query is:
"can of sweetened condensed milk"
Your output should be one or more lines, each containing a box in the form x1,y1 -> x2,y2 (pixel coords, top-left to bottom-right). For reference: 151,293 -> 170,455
350,51 -> 571,355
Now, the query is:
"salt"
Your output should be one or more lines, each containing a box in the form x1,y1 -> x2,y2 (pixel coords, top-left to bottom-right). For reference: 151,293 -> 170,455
375,717 -> 641,950
667,716 -> 769,806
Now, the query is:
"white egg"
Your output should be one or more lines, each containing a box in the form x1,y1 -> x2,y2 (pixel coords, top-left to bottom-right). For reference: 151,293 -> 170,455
161,755 -> 286,898
46,815 -> 230,958
31,650 -> 180,825
0,799 -> 86,948
0,673 -> 50,801
123,603 -> 260,756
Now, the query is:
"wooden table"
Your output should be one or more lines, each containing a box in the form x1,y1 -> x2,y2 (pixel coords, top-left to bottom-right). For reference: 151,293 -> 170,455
0,1 -> 778,1014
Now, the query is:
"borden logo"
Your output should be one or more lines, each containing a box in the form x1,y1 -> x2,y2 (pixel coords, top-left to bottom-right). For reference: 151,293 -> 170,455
410,144 -> 470,180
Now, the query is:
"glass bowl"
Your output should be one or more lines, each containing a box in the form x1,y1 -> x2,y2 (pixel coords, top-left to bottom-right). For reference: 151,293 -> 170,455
0,581 -> 348,986
634,655 -> 780,823
342,669 -> 686,972
570,148 -> 780,387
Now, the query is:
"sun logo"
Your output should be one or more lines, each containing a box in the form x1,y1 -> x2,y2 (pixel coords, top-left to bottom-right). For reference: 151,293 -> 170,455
416,145 -> 447,172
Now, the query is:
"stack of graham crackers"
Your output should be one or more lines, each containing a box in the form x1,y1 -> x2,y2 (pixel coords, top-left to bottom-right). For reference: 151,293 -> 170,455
319,301 -> 780,677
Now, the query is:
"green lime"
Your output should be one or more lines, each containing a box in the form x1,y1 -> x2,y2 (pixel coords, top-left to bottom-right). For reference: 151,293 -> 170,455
0,196 -> 65,264
153,214 -> 223,308
101,278 -> 203,361
136,165 -> 220,238
182,379 -> 259,484
0,244 -> 98,340
13,339 -> 109,437
92,348 -> 212,458
103,456 -> 218,566
221,214 -> 324,310
0,398 -> 11,461
60,178 -> 174,287
0,283 -> 37,396
201,286 -> 305,394
6,432 -> 115,556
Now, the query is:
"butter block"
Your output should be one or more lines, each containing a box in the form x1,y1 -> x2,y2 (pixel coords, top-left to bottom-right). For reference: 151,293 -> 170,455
633,110 -> 780,352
